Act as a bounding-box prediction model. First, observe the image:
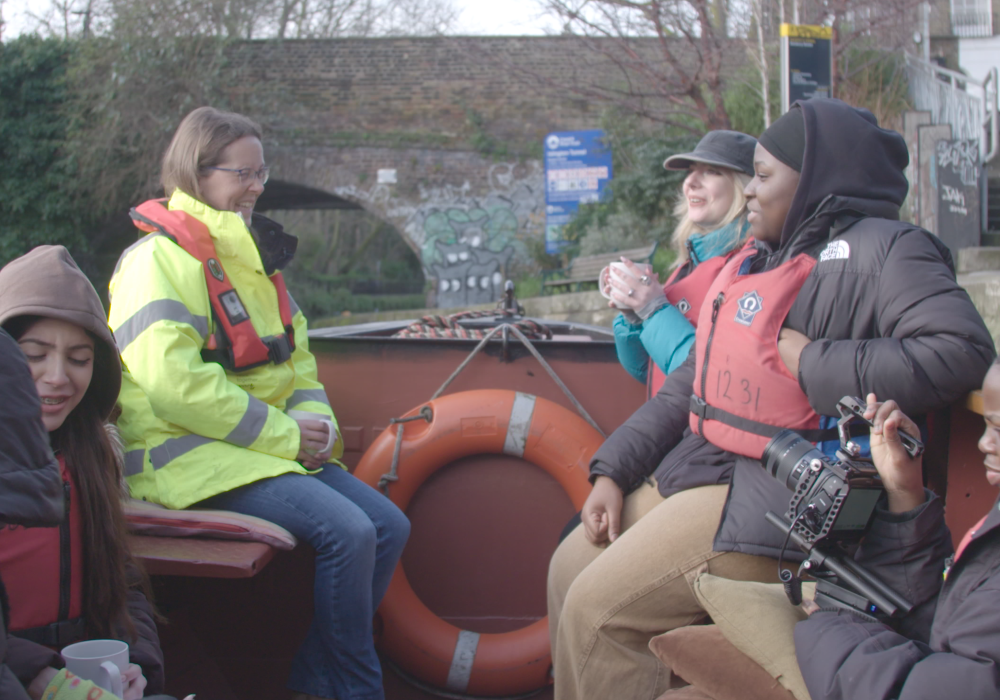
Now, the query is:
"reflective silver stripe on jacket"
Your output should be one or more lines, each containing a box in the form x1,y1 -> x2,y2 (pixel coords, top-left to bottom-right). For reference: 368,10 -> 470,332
224,395 -> 270,447
148,434 -> 216,470
114,299 -> 209,352
288,292 -> 301,317
112,233 -> 166,278
287,388 -> 330,408
124,449 -> 145,477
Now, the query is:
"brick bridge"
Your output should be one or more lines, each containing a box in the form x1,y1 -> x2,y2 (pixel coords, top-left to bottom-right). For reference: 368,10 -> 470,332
238,36 -> 717,306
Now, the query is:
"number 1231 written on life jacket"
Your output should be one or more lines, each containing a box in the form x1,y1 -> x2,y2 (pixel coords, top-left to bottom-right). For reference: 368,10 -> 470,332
715,368 -> 762,411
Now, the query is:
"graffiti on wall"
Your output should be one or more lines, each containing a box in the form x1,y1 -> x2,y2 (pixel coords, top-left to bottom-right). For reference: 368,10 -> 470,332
935,138 -> 981,259
430,240 -> 515,307
936,139 -> 979,188
332,161 -> 543,307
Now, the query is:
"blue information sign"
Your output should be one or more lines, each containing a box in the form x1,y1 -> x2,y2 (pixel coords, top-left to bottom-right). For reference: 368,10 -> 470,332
544,129 -> 613,254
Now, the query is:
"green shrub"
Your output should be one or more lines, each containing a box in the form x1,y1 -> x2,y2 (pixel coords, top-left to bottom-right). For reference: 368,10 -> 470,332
512,275 -> 542,299
0,37 -> 90,265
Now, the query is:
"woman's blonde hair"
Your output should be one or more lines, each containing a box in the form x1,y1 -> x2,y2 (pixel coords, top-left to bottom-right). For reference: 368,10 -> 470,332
671,170 -> 752,266
161,106 -> 263,201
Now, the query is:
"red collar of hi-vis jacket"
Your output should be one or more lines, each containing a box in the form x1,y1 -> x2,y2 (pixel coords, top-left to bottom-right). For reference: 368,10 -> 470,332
130,199 -> 295,373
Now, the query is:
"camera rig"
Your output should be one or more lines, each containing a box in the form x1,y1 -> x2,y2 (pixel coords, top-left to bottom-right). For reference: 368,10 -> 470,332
762,396 -> 922,620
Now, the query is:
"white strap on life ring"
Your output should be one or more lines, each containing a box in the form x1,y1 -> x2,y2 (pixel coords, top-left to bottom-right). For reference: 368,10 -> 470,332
446,630 -> 481,691
503,392 -> 536,458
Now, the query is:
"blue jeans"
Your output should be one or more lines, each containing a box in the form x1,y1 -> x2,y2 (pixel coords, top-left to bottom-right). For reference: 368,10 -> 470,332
199,466 -> 410,700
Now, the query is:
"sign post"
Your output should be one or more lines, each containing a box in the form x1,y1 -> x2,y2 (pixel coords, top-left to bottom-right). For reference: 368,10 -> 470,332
780,24 -> 833,114
544,130 -> 613,254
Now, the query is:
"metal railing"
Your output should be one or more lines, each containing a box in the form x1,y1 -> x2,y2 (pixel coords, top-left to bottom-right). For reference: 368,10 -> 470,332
905,54 -> 999,163
951,10 -> 994,37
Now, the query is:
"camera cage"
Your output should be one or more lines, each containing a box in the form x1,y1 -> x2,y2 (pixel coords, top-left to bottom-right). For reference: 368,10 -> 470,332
784,397 -> 881,545
766,396 -> 921,619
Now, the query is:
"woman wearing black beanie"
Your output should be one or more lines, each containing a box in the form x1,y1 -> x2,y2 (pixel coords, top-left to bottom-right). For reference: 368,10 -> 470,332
548,98 -> 996,700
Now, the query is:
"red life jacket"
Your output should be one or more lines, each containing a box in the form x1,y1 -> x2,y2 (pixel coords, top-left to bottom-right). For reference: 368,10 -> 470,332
130,199 -> 296,373
0,455 -> 86,647
688,245 -> 830,459
646,253 -> 735,399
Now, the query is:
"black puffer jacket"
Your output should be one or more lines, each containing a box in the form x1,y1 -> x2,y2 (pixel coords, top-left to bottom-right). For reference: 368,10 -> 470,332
0,329 -> 64,700
795,492 -> 1000,700
590,98 -> 996,558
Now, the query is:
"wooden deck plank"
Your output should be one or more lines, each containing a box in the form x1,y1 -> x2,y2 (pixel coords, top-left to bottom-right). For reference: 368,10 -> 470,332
129,535 -> 277,579
967,390 -> 984,416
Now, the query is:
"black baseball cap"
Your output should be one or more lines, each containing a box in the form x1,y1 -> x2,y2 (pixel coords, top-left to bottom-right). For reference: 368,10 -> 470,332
663,130 -> 757,177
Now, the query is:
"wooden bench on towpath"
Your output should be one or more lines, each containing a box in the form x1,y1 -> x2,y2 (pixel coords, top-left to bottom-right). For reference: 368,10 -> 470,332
542,242 -> 658,294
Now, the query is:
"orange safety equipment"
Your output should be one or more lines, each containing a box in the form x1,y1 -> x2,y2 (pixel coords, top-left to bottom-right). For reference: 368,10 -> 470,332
0,456 -> 86,647
689,245 -> 831,458
130,199 -> 296,372
647,254 -> 733,399
353,390 -> 599,696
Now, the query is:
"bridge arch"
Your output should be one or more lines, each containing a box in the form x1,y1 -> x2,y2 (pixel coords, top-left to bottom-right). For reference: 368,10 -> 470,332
265,147 -> 545,308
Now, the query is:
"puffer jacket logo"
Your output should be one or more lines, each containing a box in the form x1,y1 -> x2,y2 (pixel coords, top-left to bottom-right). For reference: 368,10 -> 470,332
819,240 -> 850,261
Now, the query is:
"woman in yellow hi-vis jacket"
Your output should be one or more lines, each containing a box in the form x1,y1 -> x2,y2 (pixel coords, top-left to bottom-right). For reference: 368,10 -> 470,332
109,107 -> 410,700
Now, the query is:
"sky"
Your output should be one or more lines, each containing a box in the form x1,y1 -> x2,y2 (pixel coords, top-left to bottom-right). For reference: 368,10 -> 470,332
453,0 -> 559,35
0,0 -> 561,38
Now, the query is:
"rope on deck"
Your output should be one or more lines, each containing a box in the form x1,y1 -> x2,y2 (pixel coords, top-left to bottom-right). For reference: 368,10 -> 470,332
392,309 -> 552,340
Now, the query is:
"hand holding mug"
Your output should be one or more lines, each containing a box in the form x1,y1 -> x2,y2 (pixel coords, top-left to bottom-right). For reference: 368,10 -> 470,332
61,640 -> 129,697
289,410 -> 338,468
602,258 -> 662,313
122,663 -> 147,700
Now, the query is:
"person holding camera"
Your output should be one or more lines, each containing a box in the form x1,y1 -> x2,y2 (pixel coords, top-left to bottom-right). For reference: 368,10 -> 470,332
793,382 -> 1000,700
547,97 -> 996,700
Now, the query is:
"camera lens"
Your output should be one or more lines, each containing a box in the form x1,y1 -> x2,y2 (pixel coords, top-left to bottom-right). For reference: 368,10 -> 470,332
762,429 -> 827,491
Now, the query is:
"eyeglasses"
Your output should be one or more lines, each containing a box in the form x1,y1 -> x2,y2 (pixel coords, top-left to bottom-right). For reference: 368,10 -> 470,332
206,165 -> 270,185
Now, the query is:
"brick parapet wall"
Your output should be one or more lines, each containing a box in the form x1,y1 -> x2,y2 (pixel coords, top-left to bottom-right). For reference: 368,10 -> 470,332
239,36 -> 750,150
241,36 -> 752,307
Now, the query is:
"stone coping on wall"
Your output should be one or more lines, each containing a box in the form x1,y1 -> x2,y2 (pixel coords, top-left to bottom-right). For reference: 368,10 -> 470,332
313,272 -> 1000,353
313,290 -> 618,329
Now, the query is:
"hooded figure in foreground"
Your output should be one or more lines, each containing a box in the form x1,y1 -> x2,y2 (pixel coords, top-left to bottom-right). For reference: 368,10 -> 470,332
547,98 -> 996,700
0,329 -> 64,700
0,245 -> 164,698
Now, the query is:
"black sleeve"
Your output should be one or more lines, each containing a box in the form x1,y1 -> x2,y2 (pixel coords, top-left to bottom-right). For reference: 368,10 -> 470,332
589,350 -> 696,493
124,565 -> 164,694
0,330 -> 62,527
852,492 -> 952,642
798,229 -> 995,415
793,493 -> 974,700
795,579 -> 1000,700
4,636 -> 62,686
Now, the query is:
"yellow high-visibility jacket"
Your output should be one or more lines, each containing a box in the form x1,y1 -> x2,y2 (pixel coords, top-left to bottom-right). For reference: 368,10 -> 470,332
109,190 -> 342,509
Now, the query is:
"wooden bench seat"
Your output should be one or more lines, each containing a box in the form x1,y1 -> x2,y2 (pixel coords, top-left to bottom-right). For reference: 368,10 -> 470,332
942,389 -> 997,549
127,391 -> 991,579
543,242 -> 659,293
129,534 -> 277,579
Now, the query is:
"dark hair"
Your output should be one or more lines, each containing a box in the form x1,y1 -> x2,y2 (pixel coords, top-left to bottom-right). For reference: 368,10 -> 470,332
6,315 -> 139,641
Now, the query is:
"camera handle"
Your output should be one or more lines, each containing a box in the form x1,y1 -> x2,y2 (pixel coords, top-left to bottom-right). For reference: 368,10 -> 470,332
836,396 -> 924,459
765,511 -> 914,619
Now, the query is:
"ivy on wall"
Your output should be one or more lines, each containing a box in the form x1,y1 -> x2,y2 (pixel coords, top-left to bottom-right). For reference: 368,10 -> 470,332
0,37 -> 89,263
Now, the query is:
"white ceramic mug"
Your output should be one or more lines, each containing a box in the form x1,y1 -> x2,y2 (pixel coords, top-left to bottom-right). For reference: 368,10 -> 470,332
287,409 -> 338,454
61,639 -> 127,697
599,262 -> 638,309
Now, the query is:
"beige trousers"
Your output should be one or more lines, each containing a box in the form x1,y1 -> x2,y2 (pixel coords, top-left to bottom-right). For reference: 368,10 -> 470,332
547,482 -> 780,700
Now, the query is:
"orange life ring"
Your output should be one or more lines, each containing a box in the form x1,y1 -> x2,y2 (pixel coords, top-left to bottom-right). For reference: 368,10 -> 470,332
353,389 -> 599,696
